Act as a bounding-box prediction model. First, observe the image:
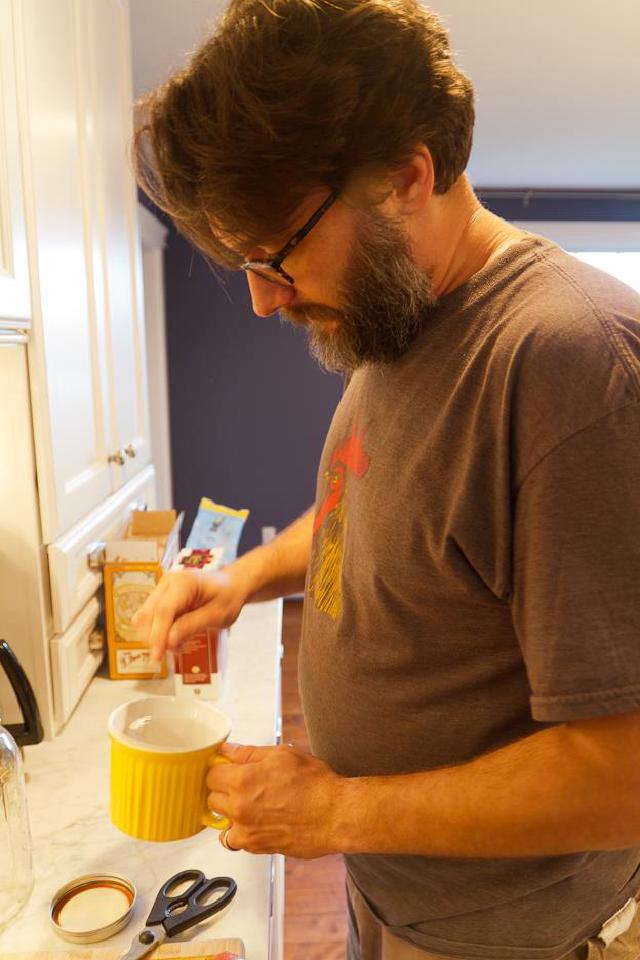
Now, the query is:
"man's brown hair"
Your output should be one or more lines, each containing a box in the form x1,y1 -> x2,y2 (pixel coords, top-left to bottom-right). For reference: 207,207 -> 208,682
134,0 -> 474,265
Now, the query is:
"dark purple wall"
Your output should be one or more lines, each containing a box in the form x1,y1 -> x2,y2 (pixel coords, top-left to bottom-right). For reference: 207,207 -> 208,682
162,224 -> 343,554
157,189 -> 640,555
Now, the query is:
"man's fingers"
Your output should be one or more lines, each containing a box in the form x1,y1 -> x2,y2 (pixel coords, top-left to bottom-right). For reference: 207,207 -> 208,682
147,600 -> 182,660
145,576 -> 199,657
166,606 -> 222,650
218,823 -> 243,852
206,743 -> 272,794
133,570 -> 234,660
218,742 -> 272,763
149,629 -> 169,661
131,582 -> 165,632
207,789 -> 231,812
147,603 -> 175,647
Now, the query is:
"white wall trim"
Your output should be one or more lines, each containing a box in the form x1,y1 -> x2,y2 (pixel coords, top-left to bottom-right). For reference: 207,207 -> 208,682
138,201 -> 168,250
515,221 -> 640,252
138,201 -> 173,509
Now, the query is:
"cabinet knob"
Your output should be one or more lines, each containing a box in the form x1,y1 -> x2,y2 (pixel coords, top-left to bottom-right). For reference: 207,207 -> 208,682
88,627 -> 105,652
108,450 -> 126,466
86,541 -> 106,570
124,443 -> 137,459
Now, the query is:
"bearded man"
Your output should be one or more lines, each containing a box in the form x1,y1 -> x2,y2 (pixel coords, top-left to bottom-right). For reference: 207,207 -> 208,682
132,2 -> 640,958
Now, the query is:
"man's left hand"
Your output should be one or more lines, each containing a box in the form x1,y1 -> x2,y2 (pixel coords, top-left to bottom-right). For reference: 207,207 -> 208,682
206,742 -> 346,857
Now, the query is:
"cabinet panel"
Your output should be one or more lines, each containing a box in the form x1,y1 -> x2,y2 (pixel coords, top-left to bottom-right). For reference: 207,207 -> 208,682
18,0 -> 112,540
48,464 -> 156,634
0,334 -> 54,739
0,0 -> 31,324
84,0 -> 151,487
50,595 -> 102,730
18,0 -> 152,540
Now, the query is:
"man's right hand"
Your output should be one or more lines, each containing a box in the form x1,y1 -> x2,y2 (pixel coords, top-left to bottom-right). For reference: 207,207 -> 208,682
132,507 -> 315,661
131,566 -> 249,661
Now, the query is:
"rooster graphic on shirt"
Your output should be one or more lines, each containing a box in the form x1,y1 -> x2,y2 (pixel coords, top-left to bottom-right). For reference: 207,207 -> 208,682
310,423 -> 370,620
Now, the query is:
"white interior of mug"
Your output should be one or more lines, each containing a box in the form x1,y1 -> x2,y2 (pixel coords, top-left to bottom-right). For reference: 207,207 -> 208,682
108,696 -> 231,753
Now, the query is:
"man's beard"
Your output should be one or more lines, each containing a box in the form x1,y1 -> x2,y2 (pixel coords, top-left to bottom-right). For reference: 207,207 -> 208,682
280,208 -> 438,373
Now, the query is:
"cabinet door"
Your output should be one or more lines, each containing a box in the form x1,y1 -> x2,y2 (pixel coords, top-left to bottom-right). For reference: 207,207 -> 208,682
0,332 -> 54,740
17,0 -> 151,541
83,0 -> 151,488
0,0 -> 31,325
17,0 -> 113,541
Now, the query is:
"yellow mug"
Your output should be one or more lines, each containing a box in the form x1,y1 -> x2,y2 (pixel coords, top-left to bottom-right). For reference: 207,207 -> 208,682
108,696 -> 232,842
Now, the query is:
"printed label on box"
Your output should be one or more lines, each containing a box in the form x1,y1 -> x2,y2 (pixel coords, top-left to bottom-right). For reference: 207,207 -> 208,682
112,569 -> 158,643
174,628 -> 227,700
178,631 -> 216,684
116,648 -> 163,675
171,547 -> 224,574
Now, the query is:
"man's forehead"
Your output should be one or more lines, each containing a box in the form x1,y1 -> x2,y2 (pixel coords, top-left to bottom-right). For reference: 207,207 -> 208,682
205,188 -> 331,254
204,213 -> 247,258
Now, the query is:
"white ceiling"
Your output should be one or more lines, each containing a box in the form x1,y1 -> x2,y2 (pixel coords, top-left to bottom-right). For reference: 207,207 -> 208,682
129,0 -> 640,189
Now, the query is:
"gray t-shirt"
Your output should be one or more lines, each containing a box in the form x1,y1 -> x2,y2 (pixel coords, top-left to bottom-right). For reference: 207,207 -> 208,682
299,235 -> 640,959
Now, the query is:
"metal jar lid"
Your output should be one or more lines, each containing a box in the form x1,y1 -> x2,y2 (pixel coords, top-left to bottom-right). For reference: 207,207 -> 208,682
49,873 -> 136,943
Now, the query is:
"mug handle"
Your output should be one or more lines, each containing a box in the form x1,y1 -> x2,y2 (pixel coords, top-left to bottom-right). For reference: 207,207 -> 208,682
202,753 -> 231,831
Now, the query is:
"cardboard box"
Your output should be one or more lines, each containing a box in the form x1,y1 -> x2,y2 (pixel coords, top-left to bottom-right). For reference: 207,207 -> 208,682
169,546 -> 227,699
175,627 -> 229,700
104,510 -> 183,680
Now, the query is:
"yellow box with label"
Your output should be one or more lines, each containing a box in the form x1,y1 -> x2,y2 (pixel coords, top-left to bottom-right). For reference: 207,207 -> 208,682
104,510 -> 182,680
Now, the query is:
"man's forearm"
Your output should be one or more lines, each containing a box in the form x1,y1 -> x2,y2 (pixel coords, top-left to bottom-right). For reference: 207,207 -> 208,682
336,710 -> 640,857
232,508 -> 314,603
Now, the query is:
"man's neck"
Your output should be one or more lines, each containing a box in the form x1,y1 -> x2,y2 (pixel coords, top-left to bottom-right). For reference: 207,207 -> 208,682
426,177 -> 528,299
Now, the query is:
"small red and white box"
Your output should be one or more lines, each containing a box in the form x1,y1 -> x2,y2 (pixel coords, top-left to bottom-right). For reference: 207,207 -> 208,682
170,547 -> 227,700
174,627 -> 229,700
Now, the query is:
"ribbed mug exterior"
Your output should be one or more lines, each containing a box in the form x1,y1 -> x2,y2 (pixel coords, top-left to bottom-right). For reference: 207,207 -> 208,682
110,738 -> 213,841
108,697 -> 232,842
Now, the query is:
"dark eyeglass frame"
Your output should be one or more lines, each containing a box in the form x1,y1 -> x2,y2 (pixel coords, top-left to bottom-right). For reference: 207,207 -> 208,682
241,190 -> 339,286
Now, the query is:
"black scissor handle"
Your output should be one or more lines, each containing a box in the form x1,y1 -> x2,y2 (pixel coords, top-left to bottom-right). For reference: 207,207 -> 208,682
147,870 -> 237,937
163,875 -> 237,937
147,870 -> 205,926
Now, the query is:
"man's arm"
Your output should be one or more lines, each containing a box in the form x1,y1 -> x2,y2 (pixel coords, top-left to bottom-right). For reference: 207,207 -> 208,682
208,709 -> 640,858
232,506 -> 315,602
337,709 -> 640,857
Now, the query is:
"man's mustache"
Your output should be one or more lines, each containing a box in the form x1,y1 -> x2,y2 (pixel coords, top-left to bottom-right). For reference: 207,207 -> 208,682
281,304 -> 344,326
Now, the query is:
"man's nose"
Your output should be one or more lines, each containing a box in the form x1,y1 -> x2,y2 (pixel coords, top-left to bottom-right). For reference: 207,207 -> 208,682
246,271 -> 296,316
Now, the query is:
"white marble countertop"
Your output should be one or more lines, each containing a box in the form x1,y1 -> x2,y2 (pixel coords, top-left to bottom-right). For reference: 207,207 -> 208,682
0,599 -> 284,959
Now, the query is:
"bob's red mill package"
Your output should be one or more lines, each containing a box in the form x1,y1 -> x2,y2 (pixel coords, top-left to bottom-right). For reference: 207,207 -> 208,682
104,510 -> 183,680
171,498 -> 249,700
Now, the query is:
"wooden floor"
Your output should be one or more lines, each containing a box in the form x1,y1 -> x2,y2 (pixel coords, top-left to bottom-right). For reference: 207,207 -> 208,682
282,598 -> 348,960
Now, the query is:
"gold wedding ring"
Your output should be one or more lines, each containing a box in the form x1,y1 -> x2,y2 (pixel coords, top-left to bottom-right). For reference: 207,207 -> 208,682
221,826 -> 239,851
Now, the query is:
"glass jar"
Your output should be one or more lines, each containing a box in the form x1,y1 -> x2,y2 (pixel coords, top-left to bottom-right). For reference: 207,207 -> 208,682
0,724 -> 34,930
0,638 -> 42,932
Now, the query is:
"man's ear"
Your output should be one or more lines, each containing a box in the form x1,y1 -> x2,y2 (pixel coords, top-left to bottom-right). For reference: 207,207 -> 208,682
388,145 -> 435,215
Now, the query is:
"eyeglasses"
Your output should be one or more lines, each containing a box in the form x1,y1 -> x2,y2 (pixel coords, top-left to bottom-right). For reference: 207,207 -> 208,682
241,191 -> 339,287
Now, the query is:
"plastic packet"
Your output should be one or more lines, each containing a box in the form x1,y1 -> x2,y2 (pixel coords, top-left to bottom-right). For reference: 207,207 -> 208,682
185,497 -> 249,565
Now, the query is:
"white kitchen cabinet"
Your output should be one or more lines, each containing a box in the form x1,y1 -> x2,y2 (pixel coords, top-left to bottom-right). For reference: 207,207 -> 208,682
82,1 -> 151,485
0,0 -> 160,737
0,0 -> 31,325
15,0 -> 151,543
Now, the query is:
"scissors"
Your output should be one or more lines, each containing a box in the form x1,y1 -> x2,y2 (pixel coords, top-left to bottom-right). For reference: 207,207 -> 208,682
119,869 -> 237,960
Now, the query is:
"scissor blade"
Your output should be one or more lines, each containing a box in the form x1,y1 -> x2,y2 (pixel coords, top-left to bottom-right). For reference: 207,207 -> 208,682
118,925 -> 167,960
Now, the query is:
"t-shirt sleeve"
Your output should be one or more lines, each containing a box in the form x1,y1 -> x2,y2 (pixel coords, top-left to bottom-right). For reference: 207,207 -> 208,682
511,402 -> 640,722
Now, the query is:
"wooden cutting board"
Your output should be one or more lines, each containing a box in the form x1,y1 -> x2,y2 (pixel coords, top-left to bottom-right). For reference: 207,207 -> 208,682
0,939 -> 245,960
